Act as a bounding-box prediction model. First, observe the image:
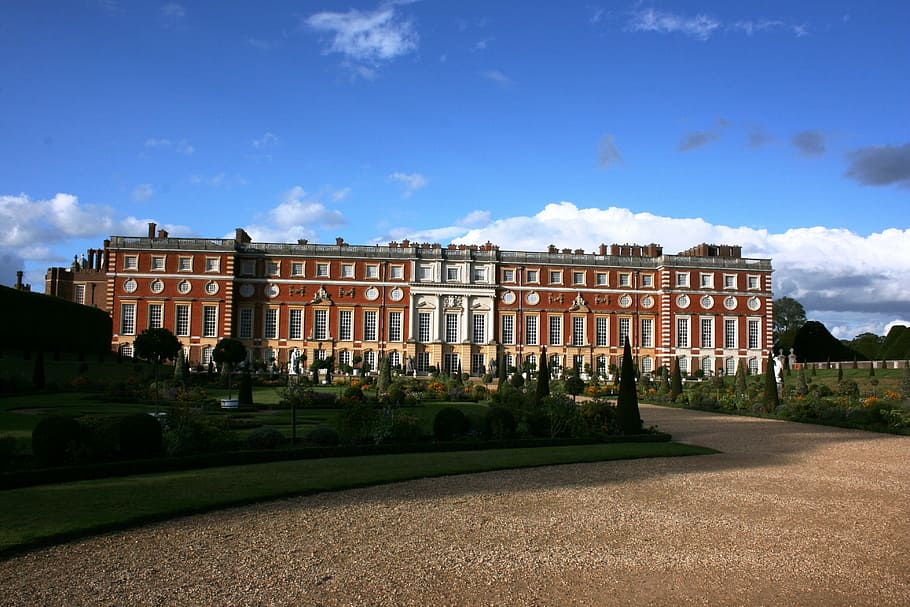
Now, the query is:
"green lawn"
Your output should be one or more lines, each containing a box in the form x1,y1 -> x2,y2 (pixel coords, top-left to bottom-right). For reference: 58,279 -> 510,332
0,441 -> 714,556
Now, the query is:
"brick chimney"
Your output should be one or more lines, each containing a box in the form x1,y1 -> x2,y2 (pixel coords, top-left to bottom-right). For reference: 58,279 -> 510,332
147,222 -> 156,238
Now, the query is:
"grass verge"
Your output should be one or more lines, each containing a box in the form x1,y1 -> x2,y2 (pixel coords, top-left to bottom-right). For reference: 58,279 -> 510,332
0,441 -> 714,557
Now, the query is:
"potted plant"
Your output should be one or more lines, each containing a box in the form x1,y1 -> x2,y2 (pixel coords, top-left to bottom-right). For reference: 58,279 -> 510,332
212,337 -> 246,408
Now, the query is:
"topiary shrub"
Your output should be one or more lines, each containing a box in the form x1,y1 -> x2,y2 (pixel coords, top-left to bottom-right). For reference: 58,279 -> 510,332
79,415 -> 121,461
305,426 -> 340,447
32,416 -> 89,466
484,406 -> 516,439
343,385 -> 365,402
579,398 -> 617,435
245,427 -> 285,450
118,413 -> 163,459
433,407 -> 469,441
387,382 -> 405,405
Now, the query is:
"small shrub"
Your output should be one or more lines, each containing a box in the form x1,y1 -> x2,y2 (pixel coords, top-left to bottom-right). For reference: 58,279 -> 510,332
484,406 -> 517,439
343,385 -> 365,402
118,413 -> 164,459
305,426 -> 339,447
32,416 -> 89,466
433,407 -> 469,441
579,398 -> 617,435
245,427 -> 285,450
335,401 -> 378,444
390,412 -> 423,442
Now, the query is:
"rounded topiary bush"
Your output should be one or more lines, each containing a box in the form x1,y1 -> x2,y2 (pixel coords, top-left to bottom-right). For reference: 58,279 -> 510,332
32,416 -> 89,466
118,413 -> 163,459
344,385 -> 365,402
433,407 -> 469,441
484,406 -> 516,439
245,427 -> 285,450
306,426 -> 340,447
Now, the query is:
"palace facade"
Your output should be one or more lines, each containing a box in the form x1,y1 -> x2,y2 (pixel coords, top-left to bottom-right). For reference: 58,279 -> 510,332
46,223 -> 774,376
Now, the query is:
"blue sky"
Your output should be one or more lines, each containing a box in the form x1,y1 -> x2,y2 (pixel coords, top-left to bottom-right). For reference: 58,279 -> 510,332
2,1 -> 909,339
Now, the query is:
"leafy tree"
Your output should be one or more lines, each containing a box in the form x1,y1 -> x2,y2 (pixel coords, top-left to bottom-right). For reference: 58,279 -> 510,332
773,296 -> 807,347
134,328 -> 182,409
212,338 -> 247,400
669,356 -> 683,402
565,373 -> 585,403
616,338 -> 642,434
764,351 -> 780,411
849,332 -> 883,360
534,347 -> 550,406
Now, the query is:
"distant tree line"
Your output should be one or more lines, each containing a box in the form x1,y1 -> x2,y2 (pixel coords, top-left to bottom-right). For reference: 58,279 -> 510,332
773,296 -> 909,363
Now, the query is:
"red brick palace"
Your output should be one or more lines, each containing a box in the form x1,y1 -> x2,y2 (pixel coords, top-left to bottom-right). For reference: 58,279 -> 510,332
46,223 -> 774,376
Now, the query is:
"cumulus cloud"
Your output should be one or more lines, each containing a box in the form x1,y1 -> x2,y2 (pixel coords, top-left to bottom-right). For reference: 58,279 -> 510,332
455,210 -> 491,228
792,130 -> 826,156
385,202 -> 910,338
845,142 -> 910,188
598,134 -> 623,168
305,5 -> 418,64
239,186 -> 347,243
0,192 -> 194,287
388,172 -> 428,197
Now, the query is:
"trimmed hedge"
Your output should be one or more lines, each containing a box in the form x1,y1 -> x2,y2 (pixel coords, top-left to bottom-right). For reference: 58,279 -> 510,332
0,285 -> 112,355
0,432 -> 673,490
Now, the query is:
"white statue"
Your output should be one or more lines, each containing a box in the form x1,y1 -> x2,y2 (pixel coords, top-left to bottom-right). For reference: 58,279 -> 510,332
773,350 -> 785,384
289,348 -> 300,375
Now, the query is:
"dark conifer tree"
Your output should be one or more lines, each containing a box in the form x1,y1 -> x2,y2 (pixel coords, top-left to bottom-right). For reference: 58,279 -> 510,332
534,347 -> 550,406
764,351 -> 780,411
617,338 -> 642,434
670,356 -> 683,402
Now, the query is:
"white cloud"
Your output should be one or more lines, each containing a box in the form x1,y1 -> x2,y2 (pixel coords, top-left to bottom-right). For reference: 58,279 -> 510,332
132,183 -> 154,202
162,3 -> 185,19
627,8 -> 720,41
388,172 -> 428,197
455,210 -> 491,228
239,185 -> 347,243
305,6 -> 418,64
252,131 -> 278,149
385,202 -> 910,339
144,137 -> 193,155
480,69 -> 513,87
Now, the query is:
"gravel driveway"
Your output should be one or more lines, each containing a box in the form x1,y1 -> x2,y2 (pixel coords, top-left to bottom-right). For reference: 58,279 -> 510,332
2,404 -> 908,606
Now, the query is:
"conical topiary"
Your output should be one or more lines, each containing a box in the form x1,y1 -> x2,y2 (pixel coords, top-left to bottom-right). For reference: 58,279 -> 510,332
617,337 -> 642,434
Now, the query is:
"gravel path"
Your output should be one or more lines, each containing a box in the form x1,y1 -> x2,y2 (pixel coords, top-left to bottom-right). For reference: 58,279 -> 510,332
2,404 -> 908,606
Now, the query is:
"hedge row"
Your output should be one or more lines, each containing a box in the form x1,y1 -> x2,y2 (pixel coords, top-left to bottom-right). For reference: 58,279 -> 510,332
0,285 -> 112,355
0,432 -> 671,491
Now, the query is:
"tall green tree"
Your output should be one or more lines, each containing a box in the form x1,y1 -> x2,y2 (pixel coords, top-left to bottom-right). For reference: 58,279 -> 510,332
534,347 -> 550,406
616,338 -> 642,434
773,296 -> 807,350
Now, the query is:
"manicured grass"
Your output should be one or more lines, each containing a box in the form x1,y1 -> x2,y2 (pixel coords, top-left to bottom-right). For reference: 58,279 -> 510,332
0,441 -> 714,556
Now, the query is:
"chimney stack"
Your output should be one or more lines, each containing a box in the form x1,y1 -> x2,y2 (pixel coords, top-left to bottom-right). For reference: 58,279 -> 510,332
148,222 -> 156,238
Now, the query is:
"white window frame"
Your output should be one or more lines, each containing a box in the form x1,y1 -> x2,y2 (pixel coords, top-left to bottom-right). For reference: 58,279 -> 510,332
316,263 -> 330,278
205,257 -> 220,273
123,255 -> 138,271
501,314 -> 514,345
179,256 -> 193,272
388,311 -> 402,342
313,308 -> 328,341
596,272 -> 608,286
291,262 -> 305,277
573,271 -> 585,285
120,303 -> 136,335
549,315 -> 562,346
239,307 -> 254,339
175,304 -> 190,337
150,256 -> 166,272
390,265 -> 404,280
264,308 -> 279,340
202,305 -> 218,337
341,263 -> 355,278
549,270 -> 562,285
676,316 -> 690,349
525,315 -> 538,345
676,272 -> 689,288
363,311 -> 378,341
339,310 -> 353,341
